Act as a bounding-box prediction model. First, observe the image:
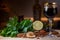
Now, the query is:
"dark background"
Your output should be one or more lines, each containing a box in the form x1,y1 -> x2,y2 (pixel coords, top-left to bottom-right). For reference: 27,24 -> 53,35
3,0 -> 60,17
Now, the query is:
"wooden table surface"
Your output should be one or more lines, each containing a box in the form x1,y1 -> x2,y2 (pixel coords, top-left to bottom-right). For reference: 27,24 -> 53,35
0,30 -> 60,40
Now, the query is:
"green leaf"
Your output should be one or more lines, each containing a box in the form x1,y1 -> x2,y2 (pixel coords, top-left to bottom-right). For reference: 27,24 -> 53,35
22,27 -> 28,33
10,31 -> 18,37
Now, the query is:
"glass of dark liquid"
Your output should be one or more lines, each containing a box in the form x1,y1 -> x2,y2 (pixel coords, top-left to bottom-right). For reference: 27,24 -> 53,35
44,2 -> 57,35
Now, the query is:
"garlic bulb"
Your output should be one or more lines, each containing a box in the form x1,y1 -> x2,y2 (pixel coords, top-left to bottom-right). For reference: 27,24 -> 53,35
26,32 -> 35,38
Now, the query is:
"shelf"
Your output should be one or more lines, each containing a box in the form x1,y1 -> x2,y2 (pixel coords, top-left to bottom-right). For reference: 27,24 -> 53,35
24,17 -> 60,22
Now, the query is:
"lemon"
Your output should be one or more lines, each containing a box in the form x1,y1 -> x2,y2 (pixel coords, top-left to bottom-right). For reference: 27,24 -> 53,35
33,21 -> 43,30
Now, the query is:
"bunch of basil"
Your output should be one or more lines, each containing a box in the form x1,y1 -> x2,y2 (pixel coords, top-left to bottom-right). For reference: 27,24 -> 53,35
0,16 -> 33,37
0,16 -> 18,37
17,19 -> 34,33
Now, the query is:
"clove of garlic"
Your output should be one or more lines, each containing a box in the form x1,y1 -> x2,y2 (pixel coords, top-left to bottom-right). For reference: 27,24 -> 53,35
26,32 -> 36,38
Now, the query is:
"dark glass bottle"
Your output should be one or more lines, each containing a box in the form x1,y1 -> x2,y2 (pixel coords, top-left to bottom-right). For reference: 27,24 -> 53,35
33,0 -> 41,21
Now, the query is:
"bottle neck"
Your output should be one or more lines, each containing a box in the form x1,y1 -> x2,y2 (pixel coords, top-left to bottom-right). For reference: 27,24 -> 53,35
35,0 -> 39,5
